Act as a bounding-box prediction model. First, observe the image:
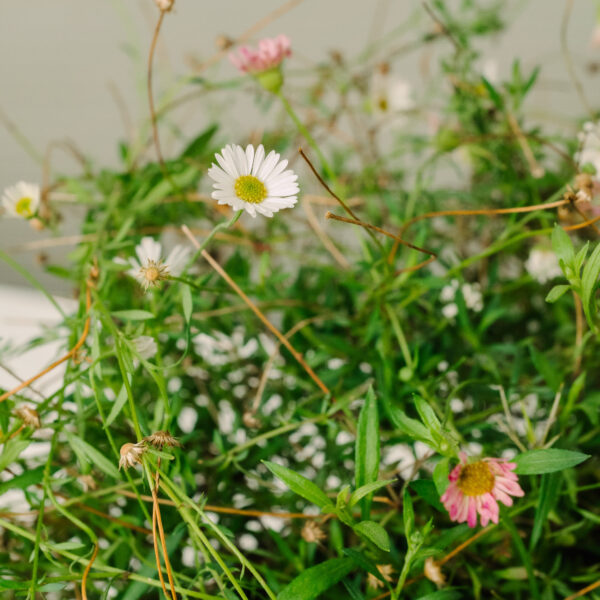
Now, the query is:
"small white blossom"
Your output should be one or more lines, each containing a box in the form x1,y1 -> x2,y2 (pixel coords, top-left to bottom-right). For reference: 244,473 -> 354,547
2,181 -> 40,218
525,248 -> 562,284
115,237 -> 190,291
133,336 -> 157,360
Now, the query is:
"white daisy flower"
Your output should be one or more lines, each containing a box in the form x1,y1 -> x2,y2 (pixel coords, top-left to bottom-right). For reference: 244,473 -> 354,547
133,335 -> 158,360
370,71 -> 415,117
207,144 -> 299,218
115,236 -> 191,290
2,181 -> 41,219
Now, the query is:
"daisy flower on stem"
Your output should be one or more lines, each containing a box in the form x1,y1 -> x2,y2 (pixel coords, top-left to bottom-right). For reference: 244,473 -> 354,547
441,452 -> 524,528
2,181 -> 41,219
208,144 -> 299,218
115,237 -> 190,291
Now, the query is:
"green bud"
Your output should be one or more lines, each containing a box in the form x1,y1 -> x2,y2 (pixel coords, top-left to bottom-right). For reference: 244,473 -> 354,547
256,67 -> 284,94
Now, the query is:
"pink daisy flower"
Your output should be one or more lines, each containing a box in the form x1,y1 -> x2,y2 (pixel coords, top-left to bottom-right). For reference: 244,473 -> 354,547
229,35 -> 291,74
440,453 -> 524,528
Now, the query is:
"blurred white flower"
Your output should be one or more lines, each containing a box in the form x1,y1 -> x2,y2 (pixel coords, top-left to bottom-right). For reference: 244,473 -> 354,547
371,71 -> 415,117
2,181 -> 40,218
193,328 -> 258,366
133,335 -> 157,360
575,121 -> 600,175
207,144 -> 299,218
525,248 -> 562,284
115,237 -> 190,291
441,279 -> 483,315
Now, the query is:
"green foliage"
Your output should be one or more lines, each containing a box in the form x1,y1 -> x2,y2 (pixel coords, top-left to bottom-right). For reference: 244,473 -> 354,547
0,1 -> 598,599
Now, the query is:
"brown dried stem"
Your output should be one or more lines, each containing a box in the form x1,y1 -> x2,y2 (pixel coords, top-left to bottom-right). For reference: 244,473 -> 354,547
81,543 -> 98,600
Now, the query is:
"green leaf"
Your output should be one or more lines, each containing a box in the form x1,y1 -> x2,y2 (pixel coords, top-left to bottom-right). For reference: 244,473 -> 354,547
0,465 -> 44,495
0,439 -> 29,472
410,479 -> 444,512
181,124 -> 218,159
391,409 -> 435,445
263,461 -> 333,510
530,472 -> 561,551
111,310 -> 155,321
481,76 -> 504,108
343,548 -> 386,582
417,589 -> 463,600
403,487 -> 415,537
348,479 -> 395,508
277,558 -> 354,600
514,449 -> 590,475
551,225 -> 574,272
353,520 -> 390,552
66,433 -> 120,479
529,345 -> 562,391
182,285 -> 193,323
433,457 -> 450,497
545,284 -> 570,304
105,384 -> 128,428
581,240 -> 600,324
355,386 -> 380,516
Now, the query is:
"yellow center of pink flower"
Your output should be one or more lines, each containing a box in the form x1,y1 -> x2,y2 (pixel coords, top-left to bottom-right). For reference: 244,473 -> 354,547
235,175 -> 267,204
457,461 -> 495,496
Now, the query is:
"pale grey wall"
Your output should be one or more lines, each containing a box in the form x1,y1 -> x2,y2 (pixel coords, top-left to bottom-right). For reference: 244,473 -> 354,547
1,0 -> 599,292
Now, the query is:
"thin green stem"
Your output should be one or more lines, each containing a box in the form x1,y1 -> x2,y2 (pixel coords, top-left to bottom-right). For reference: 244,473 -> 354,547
277,92 -> 336,183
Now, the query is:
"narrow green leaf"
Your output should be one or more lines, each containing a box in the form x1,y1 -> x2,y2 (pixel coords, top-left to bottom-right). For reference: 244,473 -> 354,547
392,409 -> 435,445
530,472 -> 561,551
343,548 -> 386,582
111,310 -> 155,321
66,433 -> 120,479
355,386 -> 380,517
263,461 -> 333,510
403,488 -> 415,537
433,457 -> 450,497
277,558 -> 354,600
353,520 -> 390,552
105,384 -> 128,428
182,285 -> 193,323
545,284 -> 570,304
514,449 -> 590,475
348,479 -> 395,508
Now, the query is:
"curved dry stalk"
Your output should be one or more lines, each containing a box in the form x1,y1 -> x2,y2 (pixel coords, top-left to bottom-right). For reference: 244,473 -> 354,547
81,543 -> 98,600
564,578 -> 600,600
153,464 -> 177,600
0,283 -> 92,403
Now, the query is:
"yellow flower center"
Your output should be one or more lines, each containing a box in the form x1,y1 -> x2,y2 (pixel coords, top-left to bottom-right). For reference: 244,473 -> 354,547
234,175 -> 267,204
456,461 -> 495,496
377,97 -> 388,112
138,260 -> 168,288
15,196 -> 33,217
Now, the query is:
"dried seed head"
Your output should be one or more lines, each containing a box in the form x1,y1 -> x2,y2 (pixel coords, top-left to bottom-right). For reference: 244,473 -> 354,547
137,259 -> 170,290
215,34 -> 234,51
14,405 -> 41,429
118,442 -> 146,470
367,565 -> 394,589
424,557 -> 446,588
143,430 -> 181,449
301,520 -> 326,544
79,474 -> 98,492
242,412 -> 261,429
154,0 -> 174,11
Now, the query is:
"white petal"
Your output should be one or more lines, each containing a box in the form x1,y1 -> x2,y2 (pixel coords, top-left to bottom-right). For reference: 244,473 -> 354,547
251,145 -> 266,176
